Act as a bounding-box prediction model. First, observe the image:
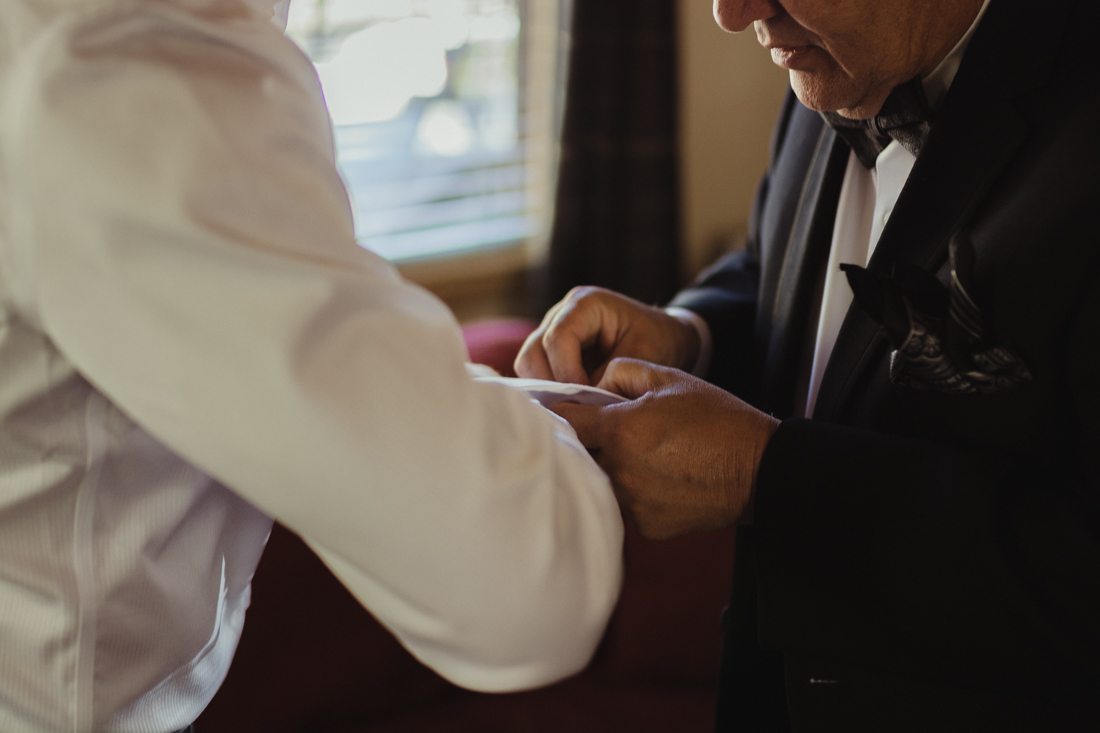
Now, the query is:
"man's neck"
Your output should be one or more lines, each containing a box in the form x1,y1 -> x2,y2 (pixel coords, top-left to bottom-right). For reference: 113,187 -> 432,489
833,0 -> 988,120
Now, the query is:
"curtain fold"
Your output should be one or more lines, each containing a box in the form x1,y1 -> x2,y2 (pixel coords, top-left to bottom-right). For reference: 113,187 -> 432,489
539,0 -> 682,310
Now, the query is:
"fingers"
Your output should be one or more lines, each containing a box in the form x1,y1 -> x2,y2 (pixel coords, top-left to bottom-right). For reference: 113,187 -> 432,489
516,288 -> 612,385
516,286 -> 698,386
514,299 -> 567,381
550,401 -> 604,449
541,300 -> 595,385
514,326 -> 555,381
595,358 -> 678,400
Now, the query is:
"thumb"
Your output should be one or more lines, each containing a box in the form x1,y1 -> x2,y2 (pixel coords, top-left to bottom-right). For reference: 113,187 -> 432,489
595,358 -> 672,400
549,402 -> 604,449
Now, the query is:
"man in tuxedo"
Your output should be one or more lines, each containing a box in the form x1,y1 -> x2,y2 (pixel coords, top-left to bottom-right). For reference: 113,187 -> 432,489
516,0 -> 1100,729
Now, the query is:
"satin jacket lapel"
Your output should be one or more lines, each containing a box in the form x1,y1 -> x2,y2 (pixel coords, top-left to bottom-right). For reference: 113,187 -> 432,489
811,0 -> 1072,423
758,127 -> 849,417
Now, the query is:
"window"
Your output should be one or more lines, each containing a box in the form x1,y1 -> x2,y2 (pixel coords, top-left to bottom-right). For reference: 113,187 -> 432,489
286,0 -> 566,266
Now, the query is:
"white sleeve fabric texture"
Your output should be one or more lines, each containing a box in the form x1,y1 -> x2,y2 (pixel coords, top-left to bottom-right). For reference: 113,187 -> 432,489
6,4 -> 622,693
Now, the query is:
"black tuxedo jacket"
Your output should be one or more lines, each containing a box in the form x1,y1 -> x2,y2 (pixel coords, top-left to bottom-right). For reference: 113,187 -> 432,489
668,0 -> 1100,730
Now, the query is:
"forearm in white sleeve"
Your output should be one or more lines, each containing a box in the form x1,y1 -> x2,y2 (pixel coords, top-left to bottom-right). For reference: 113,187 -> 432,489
9,6 -> 622,692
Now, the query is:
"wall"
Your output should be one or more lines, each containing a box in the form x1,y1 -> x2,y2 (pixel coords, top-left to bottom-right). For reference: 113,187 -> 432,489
677,0 -> 790,280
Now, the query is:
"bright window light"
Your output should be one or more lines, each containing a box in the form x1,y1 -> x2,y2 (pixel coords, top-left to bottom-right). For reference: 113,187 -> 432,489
287,0 -> 555,263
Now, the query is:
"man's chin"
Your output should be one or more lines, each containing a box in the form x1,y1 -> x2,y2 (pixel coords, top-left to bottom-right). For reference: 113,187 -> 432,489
789,72 -> 884,120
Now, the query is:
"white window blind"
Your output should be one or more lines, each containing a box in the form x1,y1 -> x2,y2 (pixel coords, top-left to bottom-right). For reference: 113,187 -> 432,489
286,0 -> 565,263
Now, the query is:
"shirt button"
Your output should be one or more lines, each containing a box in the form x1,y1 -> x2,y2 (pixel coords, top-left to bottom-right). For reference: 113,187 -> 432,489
882,210 -> 892,225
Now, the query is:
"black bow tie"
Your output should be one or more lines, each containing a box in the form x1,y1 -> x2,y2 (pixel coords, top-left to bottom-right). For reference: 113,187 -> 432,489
820,76 -> 934,169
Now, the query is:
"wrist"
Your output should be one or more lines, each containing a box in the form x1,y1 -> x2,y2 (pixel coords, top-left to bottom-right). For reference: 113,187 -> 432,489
742,415 -> 780,525
725,410 -> 779,526
751,414 -> 781,488
664,307 -> 711,375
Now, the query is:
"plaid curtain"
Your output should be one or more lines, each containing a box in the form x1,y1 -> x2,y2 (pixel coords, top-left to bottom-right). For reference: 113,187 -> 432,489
539,0 -> 682,309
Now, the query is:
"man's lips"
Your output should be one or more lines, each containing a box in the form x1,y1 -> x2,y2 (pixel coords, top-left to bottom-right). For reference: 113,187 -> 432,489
766,44 -> 818,70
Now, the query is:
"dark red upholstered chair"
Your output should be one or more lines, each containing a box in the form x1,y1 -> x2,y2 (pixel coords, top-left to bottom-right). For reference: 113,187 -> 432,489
195,319 -> 736,733
459,318 -> 540,377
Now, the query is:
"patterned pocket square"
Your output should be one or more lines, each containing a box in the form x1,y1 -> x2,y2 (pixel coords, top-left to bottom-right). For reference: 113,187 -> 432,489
841,231 -> 1031,394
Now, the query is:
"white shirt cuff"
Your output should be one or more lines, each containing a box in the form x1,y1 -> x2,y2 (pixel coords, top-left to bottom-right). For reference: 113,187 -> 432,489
665,306 -> 713,378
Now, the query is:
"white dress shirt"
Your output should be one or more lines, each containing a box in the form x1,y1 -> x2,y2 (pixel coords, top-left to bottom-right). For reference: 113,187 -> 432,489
802,0 -> 991,417
0,1 -> 623,731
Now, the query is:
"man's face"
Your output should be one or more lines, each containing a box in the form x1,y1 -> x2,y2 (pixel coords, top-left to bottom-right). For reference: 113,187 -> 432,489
714,0 -> 984,119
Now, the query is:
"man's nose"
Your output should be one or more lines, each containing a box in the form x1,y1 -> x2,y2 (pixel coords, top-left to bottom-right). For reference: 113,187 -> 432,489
713,0 -> 783,32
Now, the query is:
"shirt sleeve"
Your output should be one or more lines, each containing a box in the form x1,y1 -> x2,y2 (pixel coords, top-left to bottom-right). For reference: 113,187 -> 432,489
5,7 -> 622,692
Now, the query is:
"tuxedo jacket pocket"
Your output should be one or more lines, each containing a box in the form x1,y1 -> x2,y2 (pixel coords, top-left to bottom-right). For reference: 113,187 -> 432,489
842,231 -> 1031,395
